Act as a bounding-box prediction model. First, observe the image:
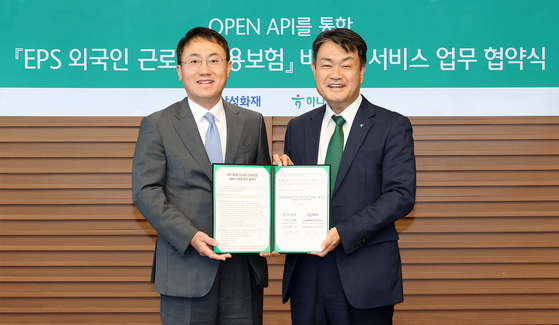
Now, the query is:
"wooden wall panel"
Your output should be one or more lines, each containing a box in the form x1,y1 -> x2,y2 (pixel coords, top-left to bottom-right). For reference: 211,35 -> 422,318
0,116 -> 558,324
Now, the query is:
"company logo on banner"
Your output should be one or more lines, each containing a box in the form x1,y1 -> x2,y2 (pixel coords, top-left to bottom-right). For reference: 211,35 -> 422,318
0,0 -> 557,116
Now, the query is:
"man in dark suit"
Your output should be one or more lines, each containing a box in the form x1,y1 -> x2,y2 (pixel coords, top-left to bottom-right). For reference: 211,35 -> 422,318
132,27 -> 270,325
275,28 -> 416,324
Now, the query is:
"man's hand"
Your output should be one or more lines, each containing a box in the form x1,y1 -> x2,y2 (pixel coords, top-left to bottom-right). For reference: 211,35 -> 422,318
310,227 -> 341,258
273,154 -> 294,167
190,231 -> 231,261
259,251 -> 280,258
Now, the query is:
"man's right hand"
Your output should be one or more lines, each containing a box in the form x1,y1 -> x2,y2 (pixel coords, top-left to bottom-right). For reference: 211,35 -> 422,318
190,231 -> 232,261
259,251 -> 280,258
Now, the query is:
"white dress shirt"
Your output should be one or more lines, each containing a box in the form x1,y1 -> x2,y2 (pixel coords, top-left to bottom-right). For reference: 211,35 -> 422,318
188,98 -> 227,160
317,95 -> 362,164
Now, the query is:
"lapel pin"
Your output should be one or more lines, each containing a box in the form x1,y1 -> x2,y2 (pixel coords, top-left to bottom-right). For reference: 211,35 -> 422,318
360,124 -> 364,128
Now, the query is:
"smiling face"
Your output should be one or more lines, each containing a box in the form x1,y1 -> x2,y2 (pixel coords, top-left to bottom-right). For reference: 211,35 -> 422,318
176,37 -> 232,110
312,41 -> 366,114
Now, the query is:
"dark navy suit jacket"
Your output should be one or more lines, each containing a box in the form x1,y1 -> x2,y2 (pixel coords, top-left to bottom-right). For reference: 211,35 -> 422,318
282,96 -> 416,309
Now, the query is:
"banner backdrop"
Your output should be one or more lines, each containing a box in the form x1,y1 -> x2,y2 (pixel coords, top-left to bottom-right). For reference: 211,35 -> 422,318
1,0 -> 558,116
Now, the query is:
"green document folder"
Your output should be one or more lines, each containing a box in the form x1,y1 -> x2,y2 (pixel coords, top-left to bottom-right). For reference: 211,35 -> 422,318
212,164 -> 330,254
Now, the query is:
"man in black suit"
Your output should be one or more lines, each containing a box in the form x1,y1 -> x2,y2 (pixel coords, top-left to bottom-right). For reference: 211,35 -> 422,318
275,28 -> 416,324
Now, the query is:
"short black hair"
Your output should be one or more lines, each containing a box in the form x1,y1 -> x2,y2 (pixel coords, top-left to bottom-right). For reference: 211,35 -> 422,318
176,27 -> 230,65
312,28 -> 367,68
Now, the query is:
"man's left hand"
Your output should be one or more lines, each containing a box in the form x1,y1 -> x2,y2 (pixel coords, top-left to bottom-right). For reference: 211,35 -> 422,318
310,227 -> 340,257
273,154 -> 293,167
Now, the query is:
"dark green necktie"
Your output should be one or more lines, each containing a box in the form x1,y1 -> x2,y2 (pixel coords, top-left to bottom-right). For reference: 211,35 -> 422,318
324,115 -> 346,194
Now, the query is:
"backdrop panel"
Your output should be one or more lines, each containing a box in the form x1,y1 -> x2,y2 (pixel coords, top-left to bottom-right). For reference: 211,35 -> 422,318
0,0 -> 557,116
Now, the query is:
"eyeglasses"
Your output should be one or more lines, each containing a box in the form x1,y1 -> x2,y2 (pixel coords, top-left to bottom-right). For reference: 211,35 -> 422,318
181,57 -> 226,71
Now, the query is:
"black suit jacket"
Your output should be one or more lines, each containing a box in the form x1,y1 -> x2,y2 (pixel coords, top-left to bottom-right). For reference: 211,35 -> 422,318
282,96 -> 416,309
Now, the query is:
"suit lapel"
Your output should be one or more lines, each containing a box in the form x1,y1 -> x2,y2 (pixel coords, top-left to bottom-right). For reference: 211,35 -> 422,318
305,106 -> 325,164
334,99 -> 376,194
223,100 -> 244,164
173,98 -> 213,180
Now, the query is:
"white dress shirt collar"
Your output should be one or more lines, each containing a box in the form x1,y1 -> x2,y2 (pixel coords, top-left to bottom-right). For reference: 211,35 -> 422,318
188,97 -> 227,160
323,94 -> 362,130
188,98 -> 226,124
317,95 -> 363,164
